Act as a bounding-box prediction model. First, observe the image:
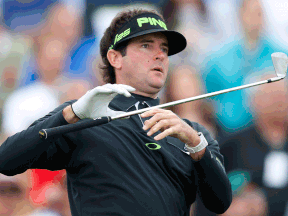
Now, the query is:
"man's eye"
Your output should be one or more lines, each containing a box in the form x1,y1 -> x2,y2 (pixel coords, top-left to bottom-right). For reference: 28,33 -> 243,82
162,47 -> 168,54
142,44 -> 149,48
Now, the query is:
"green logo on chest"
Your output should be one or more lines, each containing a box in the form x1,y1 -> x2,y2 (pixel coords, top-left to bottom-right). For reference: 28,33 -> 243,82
145,143 -> 161,150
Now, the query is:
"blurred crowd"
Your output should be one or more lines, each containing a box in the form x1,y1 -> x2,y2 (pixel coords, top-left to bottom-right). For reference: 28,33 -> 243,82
0,0 -> 287,215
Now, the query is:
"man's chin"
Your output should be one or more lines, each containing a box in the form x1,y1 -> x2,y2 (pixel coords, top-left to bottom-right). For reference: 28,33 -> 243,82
149,80 -> 165,90
146,83 -> 165,96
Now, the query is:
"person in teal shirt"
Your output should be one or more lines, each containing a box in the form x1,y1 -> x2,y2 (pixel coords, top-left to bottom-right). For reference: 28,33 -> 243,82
201,0 -> 287,140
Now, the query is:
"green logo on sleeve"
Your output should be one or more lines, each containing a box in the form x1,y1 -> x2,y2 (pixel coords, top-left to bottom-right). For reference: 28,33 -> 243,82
145,143 -> 161,150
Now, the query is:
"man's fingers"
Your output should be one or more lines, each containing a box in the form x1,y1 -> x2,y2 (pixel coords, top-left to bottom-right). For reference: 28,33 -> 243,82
142,109 -> 175,130
109,84 -> 136,97
142,112 -> 166,130
89,84 -> 132,97
141,109 -> 159,118
141,109 -> 182,140
94,87 -> 114,94
141,108 -> 171,118
111,85 -> 127,96
88,84 -> 136,97
154,127 -> 175,140
146,119 -> 170,136
88,85 -> 115,95
146,118 -> 179,137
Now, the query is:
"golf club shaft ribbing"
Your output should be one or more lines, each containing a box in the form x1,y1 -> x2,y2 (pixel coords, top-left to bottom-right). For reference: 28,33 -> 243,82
39,75 -> 284,139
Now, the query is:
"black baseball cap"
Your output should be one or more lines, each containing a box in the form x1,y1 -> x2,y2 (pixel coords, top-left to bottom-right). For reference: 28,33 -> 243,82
109,12 -> 187,56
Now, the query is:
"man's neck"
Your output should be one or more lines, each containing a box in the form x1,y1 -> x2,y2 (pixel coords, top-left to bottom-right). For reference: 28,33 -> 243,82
243,30 -> 260,51
131,91 -> 158,99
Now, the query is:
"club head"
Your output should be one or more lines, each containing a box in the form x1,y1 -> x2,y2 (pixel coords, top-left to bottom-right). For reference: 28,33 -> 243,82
271,52 -> 288,78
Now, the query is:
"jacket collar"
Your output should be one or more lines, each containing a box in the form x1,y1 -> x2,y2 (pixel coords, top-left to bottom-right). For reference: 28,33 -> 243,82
109,93 -> 160,111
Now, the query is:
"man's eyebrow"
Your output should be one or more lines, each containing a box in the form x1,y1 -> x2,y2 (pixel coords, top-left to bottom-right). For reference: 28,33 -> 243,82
161,42 -> 169,48
139,39 -> 168,47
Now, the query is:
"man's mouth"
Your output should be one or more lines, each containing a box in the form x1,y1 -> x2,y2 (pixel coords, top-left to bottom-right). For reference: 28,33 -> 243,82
152,66 -> 163,73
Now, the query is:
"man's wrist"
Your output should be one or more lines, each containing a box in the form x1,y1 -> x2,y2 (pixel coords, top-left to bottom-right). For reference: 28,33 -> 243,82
185,132 -> 208,154
63,105 -> 80,124
185,132 -> 208,161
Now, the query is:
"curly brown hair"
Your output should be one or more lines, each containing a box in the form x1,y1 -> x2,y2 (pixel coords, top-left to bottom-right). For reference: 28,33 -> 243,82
99,8 -> 164,84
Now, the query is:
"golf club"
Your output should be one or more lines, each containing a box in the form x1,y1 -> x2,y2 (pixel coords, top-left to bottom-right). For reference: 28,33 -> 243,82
39,52 -> 288,140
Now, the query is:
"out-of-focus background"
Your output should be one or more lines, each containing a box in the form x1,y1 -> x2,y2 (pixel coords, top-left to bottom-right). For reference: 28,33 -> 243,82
0,0 -> 287,215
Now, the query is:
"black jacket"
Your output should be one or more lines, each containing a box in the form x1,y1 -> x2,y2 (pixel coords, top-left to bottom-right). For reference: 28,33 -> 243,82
0,93 -> 232,216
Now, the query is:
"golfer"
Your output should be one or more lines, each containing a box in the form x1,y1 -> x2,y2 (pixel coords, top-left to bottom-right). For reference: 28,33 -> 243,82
0,9 -> 232,216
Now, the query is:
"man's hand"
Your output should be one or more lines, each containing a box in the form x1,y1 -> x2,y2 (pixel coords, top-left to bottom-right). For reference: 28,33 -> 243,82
71,84 -> 135,120
141,108 -> 205,160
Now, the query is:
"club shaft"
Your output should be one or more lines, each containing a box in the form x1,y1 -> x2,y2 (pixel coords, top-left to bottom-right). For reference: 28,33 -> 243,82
39,75 -> 284,139
111,76 -> 284,120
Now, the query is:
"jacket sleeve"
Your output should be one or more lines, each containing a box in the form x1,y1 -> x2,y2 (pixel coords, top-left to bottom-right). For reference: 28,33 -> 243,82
0,100 -> 77,176
184,119 -> 232,214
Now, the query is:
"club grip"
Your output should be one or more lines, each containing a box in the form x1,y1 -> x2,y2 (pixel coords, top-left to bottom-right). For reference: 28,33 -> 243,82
39,116 -> 111,140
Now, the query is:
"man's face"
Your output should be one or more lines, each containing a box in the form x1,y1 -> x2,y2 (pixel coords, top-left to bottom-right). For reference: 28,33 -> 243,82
117,32 -> 169,98
0,181 -> 24,215
252,76 -> 288,122
38,37 -> 66,83
241,0 -> 263,37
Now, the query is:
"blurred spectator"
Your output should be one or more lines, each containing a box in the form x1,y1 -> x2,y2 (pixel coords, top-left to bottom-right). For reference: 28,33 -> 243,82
34,2 -> 83,81
1,0 -> 84,86
162,0 -> 239,141
0,172 -> 34,216
2,2 -> 82,137
2,35 -> 63,137
28,172 -> 71,216
221,179 -> 268,216
201,0 -> 287,140
1,3 -> 87,214
163,0 -> 238,66
68,36 -> 98,82
2,0 -> 58,33
165,65 -> 217,138
60,79 -> 92,104
0,23 -> 34,142
39,3 -> 82,50
219,75 -> 288,215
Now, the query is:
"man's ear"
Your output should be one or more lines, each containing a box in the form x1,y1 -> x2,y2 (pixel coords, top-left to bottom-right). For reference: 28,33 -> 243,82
107,49 -> 122,70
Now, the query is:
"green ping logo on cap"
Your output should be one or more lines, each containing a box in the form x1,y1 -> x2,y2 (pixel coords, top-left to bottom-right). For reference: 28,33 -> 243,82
108,14 -> 168,51
137,17 -> 167,30
145,143 -> 161,150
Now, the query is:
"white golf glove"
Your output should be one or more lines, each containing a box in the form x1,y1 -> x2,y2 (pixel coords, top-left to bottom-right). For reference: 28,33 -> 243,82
71,84 -> 136,119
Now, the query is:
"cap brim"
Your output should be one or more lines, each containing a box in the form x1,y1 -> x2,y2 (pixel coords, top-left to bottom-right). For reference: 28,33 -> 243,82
114,29 -> 187,56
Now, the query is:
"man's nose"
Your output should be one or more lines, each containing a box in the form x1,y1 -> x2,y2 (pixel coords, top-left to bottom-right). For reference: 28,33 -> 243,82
153,49 -> 166,61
